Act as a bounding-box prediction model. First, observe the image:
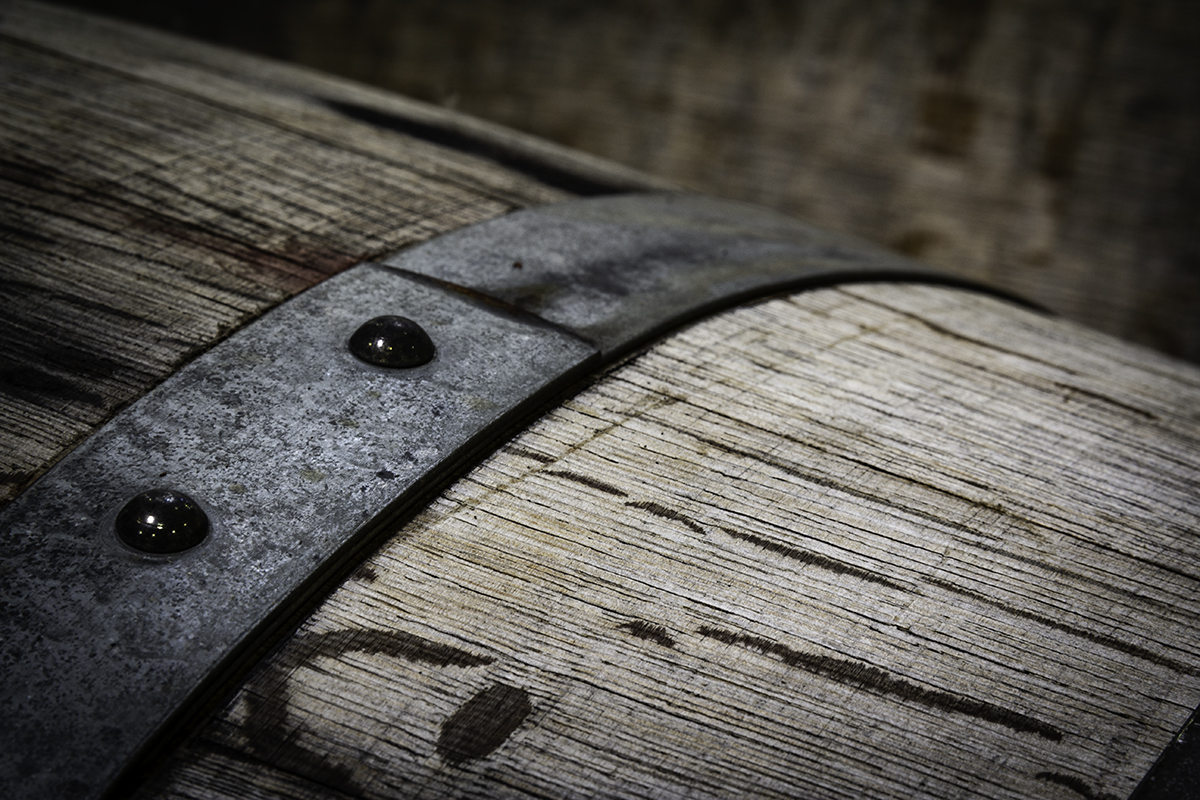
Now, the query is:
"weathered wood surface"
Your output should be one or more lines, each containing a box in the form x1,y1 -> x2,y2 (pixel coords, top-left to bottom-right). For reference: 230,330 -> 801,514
76,0 -> 1200,362
137,284 -> 1200,800
0,0 -> 671,508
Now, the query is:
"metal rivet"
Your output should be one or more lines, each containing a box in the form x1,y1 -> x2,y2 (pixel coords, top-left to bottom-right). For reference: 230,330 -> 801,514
349,315 -> 435,368
115,489 -> 210,554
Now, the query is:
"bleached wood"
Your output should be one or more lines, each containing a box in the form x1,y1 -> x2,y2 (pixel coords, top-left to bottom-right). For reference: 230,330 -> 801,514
0,1 -> 670,508
140,284 -> 1200,800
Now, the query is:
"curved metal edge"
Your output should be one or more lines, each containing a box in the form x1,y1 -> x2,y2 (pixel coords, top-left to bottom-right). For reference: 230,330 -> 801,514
0,192 -> 1038,800
105,334 -> 603,800
0,265 -> 598,800
382,191 -> 1043,362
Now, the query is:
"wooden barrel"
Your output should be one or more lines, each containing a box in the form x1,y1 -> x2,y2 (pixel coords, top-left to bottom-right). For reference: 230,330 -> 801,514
2,5 -> 1199,800
122,279 -> 1200,800
48,0 -> 1200,364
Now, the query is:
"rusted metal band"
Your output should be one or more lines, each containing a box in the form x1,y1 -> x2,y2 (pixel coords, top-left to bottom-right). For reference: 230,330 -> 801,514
0,193 -> 1032,800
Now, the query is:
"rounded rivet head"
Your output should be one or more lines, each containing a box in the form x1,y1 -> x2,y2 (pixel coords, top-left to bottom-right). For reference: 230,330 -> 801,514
349,315 -> 435,368
115,489 -> 210,554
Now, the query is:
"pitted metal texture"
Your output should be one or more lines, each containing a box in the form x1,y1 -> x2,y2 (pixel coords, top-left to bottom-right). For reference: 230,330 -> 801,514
383,193 -> 1021,358
0,192 -> 1028,800
0,264 -> 596,800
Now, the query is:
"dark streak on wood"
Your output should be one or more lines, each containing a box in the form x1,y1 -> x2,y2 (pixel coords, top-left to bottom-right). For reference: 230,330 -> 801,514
545,469 -> 628,497
1056,382 -> 1158,421
970,541 -> 1174,616
838,290 -> 1074,374
134,284 -> 1200,799
276,628 -> 494,675
679,427 -> 987,542
351,565 -> 378,583
219,628 -> 495,795
505,446 -> 556,464
674,418 -> 1197,593
141,738 -> 367,800
1035,771 -> 1121,800
925,576 -> 1197,676
0,471 -> 35,493
0,364 -> 105,408
437,684 -> 533,765
617,619 -> 676,648
697,625 -> 1063,741
625,500 -> 707,536
0,5 -> 672,509
716,525 -> 907,592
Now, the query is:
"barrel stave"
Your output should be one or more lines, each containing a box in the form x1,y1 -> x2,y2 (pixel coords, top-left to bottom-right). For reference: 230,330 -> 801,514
138,284 -> 1200,800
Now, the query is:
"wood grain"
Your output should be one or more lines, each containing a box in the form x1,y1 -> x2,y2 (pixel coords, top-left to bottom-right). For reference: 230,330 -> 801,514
138,284 -> 1200,800
89,0 -> 1200,361
0,1 -> 671,508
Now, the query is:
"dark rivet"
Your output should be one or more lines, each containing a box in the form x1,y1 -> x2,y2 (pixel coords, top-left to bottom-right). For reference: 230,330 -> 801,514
115,489 -> 209,554
349,315 -> 435,368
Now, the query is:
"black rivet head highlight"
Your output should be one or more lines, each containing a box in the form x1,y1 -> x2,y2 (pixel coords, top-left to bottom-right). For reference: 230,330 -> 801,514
115,489 -> 210,554
349,315 -> 435,368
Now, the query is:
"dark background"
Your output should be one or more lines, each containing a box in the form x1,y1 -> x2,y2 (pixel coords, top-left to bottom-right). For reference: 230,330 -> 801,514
49,0 -> 1200,361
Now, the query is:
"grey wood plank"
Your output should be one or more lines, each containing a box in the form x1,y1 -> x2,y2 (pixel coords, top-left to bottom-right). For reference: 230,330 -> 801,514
140,284 -> 1200,800
0,1 -> 668,508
